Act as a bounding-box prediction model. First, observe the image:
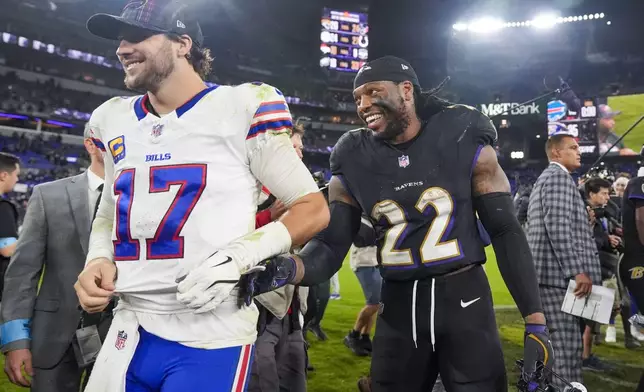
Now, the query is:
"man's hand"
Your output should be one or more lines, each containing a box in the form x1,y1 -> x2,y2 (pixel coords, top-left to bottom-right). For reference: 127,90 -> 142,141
75,258 -> 116,313
4,349 -> 33,387
237,255 -> 300,307
521,324 -> 555,389
587,206 -> 596,225
573,273 -> 592,298
608,235 -> 621,248
269,200 -> 287,221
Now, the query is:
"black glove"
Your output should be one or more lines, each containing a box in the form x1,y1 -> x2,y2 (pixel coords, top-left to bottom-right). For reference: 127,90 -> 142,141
237,255 -> 297,308
522,324 -> 555,390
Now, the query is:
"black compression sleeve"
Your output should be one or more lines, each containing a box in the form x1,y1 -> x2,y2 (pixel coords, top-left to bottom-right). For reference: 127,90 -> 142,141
474,192 -> 544,318
298,201 -> 362,286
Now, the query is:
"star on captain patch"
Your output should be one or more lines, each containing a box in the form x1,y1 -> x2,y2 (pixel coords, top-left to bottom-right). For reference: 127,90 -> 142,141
151,123 -> 164,138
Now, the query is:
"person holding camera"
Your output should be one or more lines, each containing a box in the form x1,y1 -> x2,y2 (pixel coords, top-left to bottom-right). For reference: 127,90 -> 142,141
585,178 -> 640,352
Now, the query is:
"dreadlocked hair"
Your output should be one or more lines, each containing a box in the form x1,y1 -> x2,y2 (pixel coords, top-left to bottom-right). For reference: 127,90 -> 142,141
411,76 -> 453,121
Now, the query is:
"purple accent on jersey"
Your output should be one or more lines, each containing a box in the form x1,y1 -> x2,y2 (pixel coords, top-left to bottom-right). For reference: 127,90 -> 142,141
525,324 -> 548,334
470,144 -> 484,179
176,85 -> 218,118
629,195 -> 644,200
134,96 -> 146,121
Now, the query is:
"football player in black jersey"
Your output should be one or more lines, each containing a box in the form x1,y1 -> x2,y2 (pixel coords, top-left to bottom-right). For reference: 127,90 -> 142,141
621,146 -> 644,391
240,56 -> 553,391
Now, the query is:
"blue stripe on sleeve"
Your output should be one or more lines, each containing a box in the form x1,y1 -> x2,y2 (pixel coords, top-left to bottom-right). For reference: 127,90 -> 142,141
1,319 -> 31,346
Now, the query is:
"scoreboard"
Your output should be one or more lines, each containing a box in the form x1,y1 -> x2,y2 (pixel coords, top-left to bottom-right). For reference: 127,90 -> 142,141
547,98 -> 599,156
320,8 -> 369,72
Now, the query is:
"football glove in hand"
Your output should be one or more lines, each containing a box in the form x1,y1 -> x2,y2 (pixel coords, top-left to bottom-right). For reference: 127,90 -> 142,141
176,251 -> 264,313
522,324 -> 555,391
237,255 -> 297,308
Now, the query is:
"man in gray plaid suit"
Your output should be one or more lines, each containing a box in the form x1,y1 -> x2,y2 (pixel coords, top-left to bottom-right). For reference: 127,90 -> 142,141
527,134 -> 601,388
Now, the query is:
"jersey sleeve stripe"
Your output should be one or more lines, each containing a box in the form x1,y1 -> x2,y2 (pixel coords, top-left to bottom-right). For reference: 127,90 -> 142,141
254,102 -> 288,116
91,138 -> 106,152
247,118 -> 293,139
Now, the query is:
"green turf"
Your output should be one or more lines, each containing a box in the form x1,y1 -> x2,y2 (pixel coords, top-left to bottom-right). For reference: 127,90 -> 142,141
607,94 -> 644,151
306,251 -> 644,392
0,251 -> 641,391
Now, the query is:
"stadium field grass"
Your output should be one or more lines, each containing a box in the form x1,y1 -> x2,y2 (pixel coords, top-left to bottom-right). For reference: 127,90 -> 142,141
0,249 -> 641,391
608,94 -> 644,151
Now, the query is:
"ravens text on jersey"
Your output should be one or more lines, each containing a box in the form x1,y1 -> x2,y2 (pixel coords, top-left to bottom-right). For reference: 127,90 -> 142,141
331,105 -> 497,281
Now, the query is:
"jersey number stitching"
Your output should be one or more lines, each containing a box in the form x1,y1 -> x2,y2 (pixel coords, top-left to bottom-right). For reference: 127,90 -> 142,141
371,187 -> 461,267
113,164 -> 207,261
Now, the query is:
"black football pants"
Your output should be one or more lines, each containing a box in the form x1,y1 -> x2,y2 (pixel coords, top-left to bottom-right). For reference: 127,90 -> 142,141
619,256 -> 644,391
370,265 -> 507,392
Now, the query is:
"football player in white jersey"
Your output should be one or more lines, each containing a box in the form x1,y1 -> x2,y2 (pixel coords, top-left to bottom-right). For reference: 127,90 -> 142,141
73,1 -> 329,391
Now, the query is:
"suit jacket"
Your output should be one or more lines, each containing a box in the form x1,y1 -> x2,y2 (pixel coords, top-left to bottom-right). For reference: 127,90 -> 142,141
1,172 -> 94,369
526,163 -> 601,289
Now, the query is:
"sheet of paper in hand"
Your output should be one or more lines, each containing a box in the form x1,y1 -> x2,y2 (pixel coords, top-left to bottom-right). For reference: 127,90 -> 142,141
561,280 -> 615,324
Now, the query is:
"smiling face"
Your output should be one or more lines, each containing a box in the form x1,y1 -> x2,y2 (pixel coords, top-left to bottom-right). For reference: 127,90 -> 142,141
116,29 -> 182,93
353,80 -> 416,141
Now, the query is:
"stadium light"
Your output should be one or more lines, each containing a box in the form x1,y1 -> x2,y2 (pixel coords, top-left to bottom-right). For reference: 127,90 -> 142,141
607,21 -> 611,25
510,151 -> 525,159
451,11 -> 607,32
452,23 -> 467,31
532,13 -> 559,29
467,17 -> 505,33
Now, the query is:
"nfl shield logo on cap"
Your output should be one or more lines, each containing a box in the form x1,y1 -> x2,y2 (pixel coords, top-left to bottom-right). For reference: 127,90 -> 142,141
398,155 -> 410,168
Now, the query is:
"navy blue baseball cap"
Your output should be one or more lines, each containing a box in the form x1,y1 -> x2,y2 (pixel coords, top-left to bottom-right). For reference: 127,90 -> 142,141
87,0 -> 204,47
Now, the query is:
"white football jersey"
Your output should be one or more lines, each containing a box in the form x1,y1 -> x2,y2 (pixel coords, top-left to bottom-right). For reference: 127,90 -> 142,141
87,83 -> 302,347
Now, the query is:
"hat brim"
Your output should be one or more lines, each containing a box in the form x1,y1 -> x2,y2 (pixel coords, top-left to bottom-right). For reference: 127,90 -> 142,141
87,13 -> 168,41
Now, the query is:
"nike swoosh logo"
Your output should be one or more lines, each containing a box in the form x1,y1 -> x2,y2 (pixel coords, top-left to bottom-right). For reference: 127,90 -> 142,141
460,297 -> 481,308
212,256 -> 233,268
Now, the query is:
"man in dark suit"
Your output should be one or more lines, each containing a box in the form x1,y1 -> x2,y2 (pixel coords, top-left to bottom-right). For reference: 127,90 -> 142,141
0,125 -> 107,391
526,134 -> 601,388
0,152 -> 21,301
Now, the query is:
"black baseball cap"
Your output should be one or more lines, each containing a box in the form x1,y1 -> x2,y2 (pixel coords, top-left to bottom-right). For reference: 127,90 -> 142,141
353,56 -> 421,91
87,0 -> 204,47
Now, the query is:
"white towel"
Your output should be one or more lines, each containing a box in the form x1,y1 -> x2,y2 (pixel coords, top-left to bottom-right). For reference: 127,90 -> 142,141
84,309 -> 140,392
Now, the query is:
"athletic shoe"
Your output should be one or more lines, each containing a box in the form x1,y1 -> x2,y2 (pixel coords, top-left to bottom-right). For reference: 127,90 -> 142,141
582,354 -> 615,371
330,294 -> 341,300
308,325 -> 328,341
625,336 -> 642,350
344,333 -> 369,356
604,326 -> 617,343
360,334 -> 373,353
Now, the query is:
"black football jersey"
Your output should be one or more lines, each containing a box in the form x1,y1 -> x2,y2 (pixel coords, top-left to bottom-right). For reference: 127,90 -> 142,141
622,176 -> 644,261
331,105 -> 496,281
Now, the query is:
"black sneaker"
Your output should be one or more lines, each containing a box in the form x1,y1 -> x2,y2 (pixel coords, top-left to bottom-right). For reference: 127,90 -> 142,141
344,332 -> 369,356
582,354 -> 615,371
308,325 -> 328,341
360,334 -> 373,353
625,337 -> 642,350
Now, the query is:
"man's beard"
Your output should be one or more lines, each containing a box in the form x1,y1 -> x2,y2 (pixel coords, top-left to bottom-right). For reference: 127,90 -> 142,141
371,97 -> 410,141
124,43 -> 175,94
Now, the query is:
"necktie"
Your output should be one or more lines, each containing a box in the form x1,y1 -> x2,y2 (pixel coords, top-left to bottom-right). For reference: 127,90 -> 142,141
93,184 -> 104,222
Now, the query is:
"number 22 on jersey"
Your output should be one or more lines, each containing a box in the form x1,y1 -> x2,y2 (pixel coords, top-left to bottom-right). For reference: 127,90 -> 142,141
113,164 -> 207,261
372,187 -> 461,266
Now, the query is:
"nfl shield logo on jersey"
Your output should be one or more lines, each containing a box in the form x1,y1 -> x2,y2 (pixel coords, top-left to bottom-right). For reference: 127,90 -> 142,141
398,155 -> 410,168
151,123 -> 164,138
115,330 -> 128,350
